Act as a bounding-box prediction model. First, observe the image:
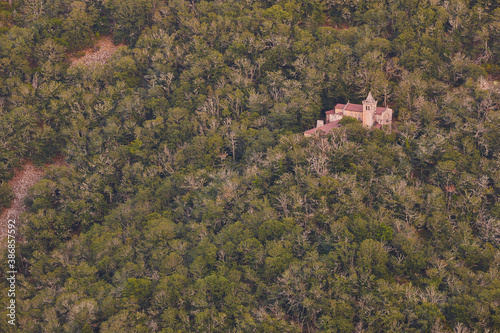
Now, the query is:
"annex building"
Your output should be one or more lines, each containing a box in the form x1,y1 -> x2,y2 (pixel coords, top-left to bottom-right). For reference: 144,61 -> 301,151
304,92 -> 393,137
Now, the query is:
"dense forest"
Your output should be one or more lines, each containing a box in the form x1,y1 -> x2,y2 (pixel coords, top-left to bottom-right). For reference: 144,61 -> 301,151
0,0 -> 500,331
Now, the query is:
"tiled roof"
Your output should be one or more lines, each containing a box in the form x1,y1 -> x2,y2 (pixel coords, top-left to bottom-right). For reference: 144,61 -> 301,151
325,110 -> 343,115
332,103 -> 388,115
303,120 -> 341,135
334,103 -> 363,112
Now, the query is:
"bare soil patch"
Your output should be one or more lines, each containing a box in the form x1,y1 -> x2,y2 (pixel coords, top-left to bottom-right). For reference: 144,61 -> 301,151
0,157 -> 67,247
484,80 -> 499,92
70,36 -> 125,68
479,76 -> 500,92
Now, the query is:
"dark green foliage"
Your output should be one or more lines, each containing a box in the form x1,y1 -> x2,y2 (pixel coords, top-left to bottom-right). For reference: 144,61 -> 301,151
0,0 -> 499,332
107,0 -> 153,44
338,115 -> 358,126
0,180 -> 13,210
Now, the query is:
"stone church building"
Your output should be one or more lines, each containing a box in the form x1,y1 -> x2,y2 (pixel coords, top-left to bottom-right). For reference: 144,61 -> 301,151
304,92 -> 393,137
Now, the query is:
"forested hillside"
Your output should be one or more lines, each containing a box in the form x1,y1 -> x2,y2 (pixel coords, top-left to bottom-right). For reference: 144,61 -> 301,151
1,0 -> 500,331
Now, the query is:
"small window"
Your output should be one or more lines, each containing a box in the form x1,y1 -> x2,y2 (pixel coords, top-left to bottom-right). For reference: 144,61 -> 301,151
366,106 -> 370,110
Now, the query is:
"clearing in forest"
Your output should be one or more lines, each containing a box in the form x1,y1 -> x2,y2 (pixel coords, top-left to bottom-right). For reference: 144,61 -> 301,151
0,158 -> 66,247
70,36 -> 125,67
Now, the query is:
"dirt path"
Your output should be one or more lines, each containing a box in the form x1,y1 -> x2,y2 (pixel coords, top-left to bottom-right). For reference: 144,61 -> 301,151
0,158 -> 66,247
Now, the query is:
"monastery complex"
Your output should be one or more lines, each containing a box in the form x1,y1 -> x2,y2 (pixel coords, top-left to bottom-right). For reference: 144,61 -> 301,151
304,92 -> 393,137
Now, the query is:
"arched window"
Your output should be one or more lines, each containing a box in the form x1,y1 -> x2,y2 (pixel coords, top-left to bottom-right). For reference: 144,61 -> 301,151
366,106 -> 370,110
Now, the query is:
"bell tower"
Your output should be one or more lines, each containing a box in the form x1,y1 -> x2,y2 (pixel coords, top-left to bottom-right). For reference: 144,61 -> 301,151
362,92 -> 377,128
